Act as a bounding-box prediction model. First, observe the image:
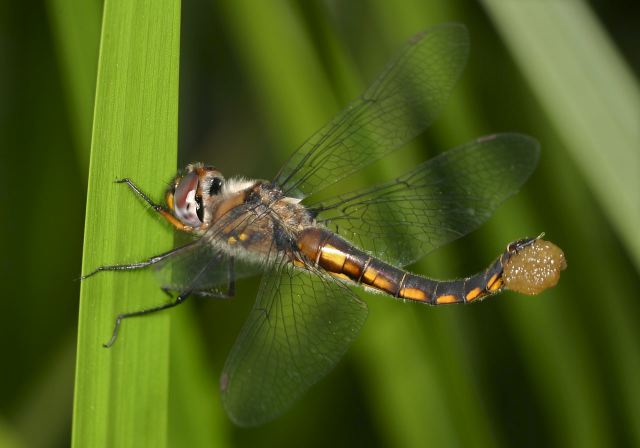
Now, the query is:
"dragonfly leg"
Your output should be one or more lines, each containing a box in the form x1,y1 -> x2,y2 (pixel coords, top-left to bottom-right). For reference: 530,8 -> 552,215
80,242 -> 197,280
115,177 -> 189,231
103,291 -> 191,348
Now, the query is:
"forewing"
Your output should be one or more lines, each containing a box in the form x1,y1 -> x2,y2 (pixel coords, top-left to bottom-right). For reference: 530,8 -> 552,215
311,133 -> 540,267
220,256 -> 368,426
274,23 -> 469,198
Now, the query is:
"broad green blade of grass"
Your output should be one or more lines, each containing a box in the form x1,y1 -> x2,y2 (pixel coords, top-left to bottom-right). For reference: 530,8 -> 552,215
73,1 -> 180,447
482,0 -> 640,269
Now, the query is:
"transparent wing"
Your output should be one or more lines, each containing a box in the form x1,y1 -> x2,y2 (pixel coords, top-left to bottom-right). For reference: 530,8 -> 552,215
309,133 -> 540,267
273,23 -> 469,198
220,255 -> 368,427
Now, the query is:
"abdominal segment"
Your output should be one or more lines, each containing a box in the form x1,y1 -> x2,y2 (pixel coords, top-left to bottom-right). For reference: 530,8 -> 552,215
296,227 -> 506,305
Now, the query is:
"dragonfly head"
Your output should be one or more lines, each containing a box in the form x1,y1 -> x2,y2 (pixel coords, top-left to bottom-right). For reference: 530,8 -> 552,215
166,163 -> 225,229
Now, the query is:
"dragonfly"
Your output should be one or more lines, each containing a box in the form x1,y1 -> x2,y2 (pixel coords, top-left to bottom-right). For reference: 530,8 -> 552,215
82,23 -> 566,426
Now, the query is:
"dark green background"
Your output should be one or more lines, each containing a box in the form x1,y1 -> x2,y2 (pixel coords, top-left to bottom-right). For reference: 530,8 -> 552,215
1,0 -> 638,447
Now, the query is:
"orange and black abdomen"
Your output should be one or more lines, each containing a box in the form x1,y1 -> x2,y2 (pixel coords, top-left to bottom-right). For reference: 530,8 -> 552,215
296,227 -> 508,305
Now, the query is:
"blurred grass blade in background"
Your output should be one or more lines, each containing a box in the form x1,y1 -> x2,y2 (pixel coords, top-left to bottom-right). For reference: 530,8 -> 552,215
483,0 -> 640,269
46,0 -> 101,171
483,0 -> 640,445
73,0 -> 180,447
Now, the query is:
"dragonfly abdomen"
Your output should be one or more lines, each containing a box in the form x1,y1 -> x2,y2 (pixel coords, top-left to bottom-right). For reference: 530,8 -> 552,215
399,259 -> 505,304
296,227 -> 506,305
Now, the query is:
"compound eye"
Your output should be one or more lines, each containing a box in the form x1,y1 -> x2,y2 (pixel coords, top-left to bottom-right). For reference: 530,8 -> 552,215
209,177 -> 223,195
174,172 -> 202,227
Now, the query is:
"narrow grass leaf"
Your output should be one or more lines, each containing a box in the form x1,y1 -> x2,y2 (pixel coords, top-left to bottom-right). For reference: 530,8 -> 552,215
73,1 -> 180,447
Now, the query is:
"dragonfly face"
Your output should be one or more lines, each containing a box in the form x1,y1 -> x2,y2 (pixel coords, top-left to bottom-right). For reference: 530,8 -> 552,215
165,163 -> 227,232
84,23 -> 565,427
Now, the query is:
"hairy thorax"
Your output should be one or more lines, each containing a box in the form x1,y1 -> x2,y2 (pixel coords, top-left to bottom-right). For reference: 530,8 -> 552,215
201,179 -> 316,263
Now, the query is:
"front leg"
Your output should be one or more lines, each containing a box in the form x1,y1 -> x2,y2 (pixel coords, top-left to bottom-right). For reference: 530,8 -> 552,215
116,178 -> 190,232
80,241 -> 198,280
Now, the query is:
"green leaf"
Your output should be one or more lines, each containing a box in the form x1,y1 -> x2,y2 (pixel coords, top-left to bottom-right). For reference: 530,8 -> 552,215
72,1 -> 180,447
